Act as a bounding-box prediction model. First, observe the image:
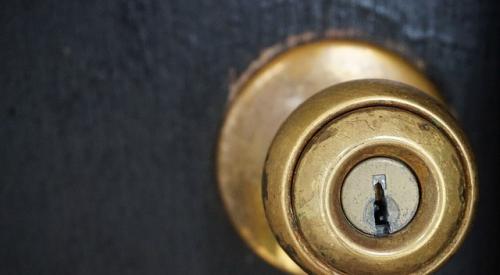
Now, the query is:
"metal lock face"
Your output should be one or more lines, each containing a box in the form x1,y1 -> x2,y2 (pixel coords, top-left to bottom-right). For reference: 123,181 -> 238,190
217,40 -> 477,274
341,157 -> 420,236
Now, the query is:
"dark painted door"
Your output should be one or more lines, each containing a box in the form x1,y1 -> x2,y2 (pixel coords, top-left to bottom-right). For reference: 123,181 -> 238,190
1,1 -> 499,274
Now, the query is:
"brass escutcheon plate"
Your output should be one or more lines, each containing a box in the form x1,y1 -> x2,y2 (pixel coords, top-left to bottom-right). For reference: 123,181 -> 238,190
216,40 -> 441,274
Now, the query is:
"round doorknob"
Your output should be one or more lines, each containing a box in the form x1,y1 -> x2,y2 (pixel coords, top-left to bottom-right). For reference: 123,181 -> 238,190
263,79 -> 477,274
217,40 -> 477,274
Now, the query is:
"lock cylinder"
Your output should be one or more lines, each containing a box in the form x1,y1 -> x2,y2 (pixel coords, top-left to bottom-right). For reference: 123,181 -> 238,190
263,80 -> 477,274
341,156 -> 420,237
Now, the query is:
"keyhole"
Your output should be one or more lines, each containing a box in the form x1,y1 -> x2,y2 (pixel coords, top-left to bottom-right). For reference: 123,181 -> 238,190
373,175 -> 390,236
342,158 -> 420,236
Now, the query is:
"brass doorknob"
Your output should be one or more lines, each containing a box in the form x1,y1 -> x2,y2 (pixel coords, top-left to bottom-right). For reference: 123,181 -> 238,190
217,40 -> 477,274
264,79 -> 476,274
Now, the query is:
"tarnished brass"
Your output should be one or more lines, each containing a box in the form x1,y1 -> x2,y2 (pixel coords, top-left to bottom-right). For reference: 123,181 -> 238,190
264,80 -> 477,274
217,40 -> 476,274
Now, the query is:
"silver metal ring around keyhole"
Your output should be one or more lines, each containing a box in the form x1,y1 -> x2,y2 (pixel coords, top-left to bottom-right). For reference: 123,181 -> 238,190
341,157 -> 420,236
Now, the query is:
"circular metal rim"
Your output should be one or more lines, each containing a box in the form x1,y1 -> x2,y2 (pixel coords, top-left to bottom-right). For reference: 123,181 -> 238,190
339,155 -> 421,236
263,80 -> 477,274
294,107 -> 450,272
336,147 -> 427,238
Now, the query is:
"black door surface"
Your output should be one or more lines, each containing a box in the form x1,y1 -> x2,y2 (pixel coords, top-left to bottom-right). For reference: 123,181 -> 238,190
1,1 -> 499,274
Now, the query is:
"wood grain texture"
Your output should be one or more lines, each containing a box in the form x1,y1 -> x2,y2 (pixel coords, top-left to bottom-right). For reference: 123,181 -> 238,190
0,0 -> 498,274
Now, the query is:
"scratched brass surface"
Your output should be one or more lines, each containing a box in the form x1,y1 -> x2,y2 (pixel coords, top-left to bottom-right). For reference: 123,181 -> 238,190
216,40 -> 442,273
264,80 -> 477,274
